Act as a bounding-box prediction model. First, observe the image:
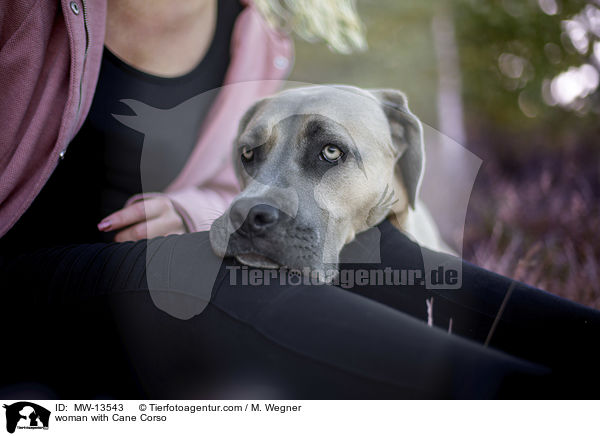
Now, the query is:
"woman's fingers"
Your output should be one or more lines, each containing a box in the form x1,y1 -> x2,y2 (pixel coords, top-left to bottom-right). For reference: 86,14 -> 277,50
98,197 -> 185,241
113,213 -> 185,242
113,220 -> 149,242
97,197 -> 170,232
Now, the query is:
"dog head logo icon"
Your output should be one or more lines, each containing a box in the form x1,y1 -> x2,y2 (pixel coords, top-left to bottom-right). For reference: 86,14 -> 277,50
3,402 -> 50,433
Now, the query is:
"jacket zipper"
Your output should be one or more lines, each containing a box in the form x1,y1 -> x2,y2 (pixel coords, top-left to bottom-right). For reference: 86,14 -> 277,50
63,0 -> 90,159
77,0 -> 89,112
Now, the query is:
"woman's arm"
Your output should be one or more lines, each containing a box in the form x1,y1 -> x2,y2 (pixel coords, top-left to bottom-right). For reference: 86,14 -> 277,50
98,157 -> 238,240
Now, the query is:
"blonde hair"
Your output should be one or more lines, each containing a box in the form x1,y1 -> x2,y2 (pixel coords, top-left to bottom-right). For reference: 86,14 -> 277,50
253,0 -> 367,54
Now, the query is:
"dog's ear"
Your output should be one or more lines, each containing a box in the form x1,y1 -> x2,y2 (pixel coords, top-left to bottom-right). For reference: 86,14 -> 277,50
368,89 -> 424,209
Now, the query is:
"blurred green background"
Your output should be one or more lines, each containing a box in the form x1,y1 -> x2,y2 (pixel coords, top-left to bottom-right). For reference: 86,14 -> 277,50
288,0 -> 600,307
289,0 -> 599,153
290,0 -> 438,127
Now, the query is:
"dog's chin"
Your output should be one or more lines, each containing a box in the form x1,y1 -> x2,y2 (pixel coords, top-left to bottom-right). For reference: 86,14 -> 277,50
235,253 -> 282,269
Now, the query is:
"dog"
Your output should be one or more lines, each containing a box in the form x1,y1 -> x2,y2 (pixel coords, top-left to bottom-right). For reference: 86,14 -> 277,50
210,85 -> 451,278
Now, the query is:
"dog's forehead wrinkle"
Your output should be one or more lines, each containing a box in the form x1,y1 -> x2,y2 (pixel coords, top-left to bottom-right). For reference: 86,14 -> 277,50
240,125 -> 269,147
301,115 -> 350,138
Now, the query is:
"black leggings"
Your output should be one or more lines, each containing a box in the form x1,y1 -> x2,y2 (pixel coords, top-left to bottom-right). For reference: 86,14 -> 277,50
1,220 -> 599,399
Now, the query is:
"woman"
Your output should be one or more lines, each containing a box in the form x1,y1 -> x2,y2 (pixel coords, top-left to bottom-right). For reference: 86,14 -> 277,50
0,0 -> 294,245
1,0 -> 599,399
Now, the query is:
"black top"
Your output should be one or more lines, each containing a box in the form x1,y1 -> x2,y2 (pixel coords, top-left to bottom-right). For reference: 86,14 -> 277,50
1,0 -> 243,252
81,0 -> 243,216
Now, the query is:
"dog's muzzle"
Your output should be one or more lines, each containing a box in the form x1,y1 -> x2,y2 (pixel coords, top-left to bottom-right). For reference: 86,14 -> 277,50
227,199 -> 286,268
230,201 -> 281,235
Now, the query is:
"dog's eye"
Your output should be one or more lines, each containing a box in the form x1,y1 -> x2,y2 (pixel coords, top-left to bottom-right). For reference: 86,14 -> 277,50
320,145 -> 343,163
241,147 -> 254,161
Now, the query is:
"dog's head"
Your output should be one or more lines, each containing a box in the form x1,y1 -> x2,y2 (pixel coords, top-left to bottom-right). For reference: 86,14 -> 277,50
210,85 -> 424,275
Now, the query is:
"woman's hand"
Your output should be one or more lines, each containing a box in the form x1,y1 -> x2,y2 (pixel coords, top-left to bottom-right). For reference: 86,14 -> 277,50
98,197 -> 186,242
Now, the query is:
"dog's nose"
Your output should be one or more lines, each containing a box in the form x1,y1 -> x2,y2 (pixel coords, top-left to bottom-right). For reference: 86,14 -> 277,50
230,200 -> 280,233
246,204 -> 280,232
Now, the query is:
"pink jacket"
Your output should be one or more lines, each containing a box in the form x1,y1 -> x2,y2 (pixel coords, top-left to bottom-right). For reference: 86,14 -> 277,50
0,0 -> 293,237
